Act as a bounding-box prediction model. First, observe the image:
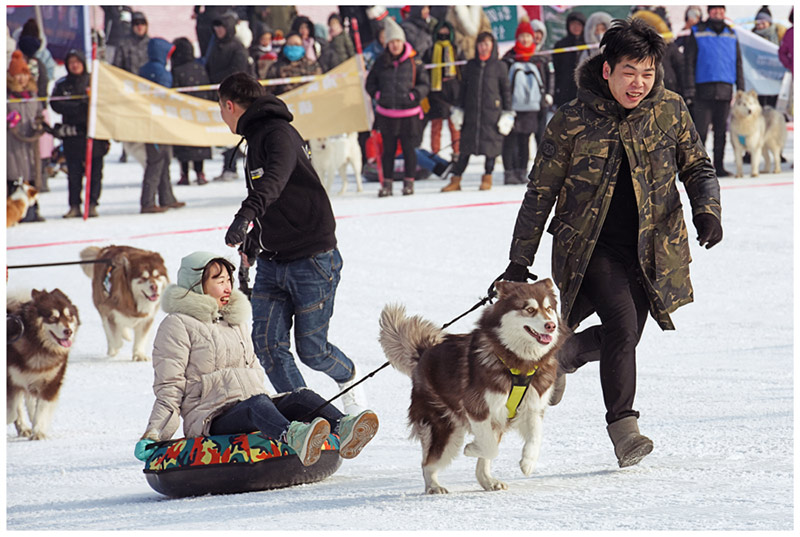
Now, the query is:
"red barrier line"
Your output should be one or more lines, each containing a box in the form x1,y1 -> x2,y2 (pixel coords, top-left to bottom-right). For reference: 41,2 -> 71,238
6,181 -> 793,251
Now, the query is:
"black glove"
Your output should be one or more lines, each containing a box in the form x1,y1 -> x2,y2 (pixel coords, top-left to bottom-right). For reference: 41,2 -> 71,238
225,215 -> 250,247
693,213 -> 722,249
501,261 -> 532,282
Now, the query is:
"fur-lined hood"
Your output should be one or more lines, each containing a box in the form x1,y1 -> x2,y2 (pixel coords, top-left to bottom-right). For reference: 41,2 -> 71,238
161,285 -> 250,325
574,53 -> 664,118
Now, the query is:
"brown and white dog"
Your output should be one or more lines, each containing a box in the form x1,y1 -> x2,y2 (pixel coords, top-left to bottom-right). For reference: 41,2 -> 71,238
379,279 -> 568,494
7,288 -> 79,440
80,245 -> 168,361
6,182 -> 38,227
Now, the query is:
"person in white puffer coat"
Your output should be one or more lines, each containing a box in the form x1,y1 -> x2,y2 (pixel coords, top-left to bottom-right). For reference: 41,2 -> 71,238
135,251 -> 378,466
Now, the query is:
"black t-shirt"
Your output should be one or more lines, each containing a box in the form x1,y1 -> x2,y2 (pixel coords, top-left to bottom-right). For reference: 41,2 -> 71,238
598,151 -> 639,250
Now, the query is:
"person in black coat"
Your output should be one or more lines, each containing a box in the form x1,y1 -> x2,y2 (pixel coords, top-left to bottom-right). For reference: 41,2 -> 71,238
552,10 -> 586,107
50,50 -> 109,218
171,37 -> 213,185
365,16 -> 430,197
206,11 -> 252,182
219,73 -> 366,412
423,19 -> 462,160
441,31 -> 512,192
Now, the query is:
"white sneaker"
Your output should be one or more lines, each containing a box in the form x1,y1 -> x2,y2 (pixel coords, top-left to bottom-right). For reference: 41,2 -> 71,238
285,417 -> 330,466
337,370 -> 367,415
337,410 -> 379,459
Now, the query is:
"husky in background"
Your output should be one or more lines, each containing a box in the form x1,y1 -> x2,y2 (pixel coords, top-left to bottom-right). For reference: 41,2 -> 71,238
730,89 -> 787,178
7,288 -> 80,440
80,245 -> 168,361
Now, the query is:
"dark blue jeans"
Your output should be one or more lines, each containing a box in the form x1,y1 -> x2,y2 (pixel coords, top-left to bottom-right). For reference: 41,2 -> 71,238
251,248 -> 355,392
209,389 -> 344,438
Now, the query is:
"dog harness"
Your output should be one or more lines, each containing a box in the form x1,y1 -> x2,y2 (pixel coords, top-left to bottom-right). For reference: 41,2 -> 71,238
737,134 -> 747,147
496,353 -> 538,419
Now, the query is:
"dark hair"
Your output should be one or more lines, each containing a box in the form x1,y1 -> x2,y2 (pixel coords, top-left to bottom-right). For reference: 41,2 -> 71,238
218,72 -> 265,107
201,258 -> 236,287
601,18 -> 665,72
328,13 -> 342,26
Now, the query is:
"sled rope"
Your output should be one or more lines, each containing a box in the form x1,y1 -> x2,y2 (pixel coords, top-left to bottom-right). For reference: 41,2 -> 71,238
7,258 -> 113,270
301,271 -> 537,420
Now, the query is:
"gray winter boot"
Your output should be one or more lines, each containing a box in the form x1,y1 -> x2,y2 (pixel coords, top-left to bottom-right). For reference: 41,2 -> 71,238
607,416 -> 654,468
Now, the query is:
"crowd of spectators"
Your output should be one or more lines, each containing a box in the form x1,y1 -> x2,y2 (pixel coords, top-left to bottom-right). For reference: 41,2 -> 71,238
7,5 -> 794,216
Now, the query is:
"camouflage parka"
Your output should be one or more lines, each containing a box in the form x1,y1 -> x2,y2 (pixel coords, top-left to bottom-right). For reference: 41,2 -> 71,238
509,54 -> 721,330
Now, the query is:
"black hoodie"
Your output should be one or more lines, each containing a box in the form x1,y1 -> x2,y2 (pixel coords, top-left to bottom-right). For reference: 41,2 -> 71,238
50,50 -> 90,132
234,95 -> 336,261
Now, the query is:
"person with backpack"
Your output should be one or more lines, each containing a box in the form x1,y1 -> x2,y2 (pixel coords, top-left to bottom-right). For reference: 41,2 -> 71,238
501,18 -> 546,185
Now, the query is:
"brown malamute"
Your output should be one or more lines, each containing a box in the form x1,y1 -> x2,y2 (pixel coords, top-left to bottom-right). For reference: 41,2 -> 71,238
379,279 -> 568,494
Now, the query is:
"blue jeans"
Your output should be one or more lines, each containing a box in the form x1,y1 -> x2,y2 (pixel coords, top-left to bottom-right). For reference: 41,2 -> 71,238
209,390 -> 345,438
251,248 -> 355,392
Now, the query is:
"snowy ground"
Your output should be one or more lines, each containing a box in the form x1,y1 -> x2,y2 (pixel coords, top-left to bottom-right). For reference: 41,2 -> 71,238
4,128 -> 795,531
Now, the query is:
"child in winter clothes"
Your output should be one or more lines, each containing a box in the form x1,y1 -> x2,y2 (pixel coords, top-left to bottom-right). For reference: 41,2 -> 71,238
135,252 -> 379,466
170,37 -> 212,186
49,49 -> 109,218
321,13 -> 355,71
365,16 -> 430,196
442,32 -> 513,192
7,50 -> 45,222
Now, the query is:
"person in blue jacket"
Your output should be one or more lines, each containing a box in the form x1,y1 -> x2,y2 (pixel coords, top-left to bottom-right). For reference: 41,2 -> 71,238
138,37 -> 185,213
684,5 -> 744,177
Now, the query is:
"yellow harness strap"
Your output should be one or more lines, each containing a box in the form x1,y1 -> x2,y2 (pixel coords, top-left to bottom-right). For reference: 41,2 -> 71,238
505,366 -> 538,419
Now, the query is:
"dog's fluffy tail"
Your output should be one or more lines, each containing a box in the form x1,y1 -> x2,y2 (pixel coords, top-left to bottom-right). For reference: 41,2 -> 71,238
79,246 -> 101,278
379,304 -> 444,377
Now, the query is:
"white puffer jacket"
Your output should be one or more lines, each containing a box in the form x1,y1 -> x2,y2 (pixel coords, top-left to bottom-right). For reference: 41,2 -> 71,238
143,285 -> 268,440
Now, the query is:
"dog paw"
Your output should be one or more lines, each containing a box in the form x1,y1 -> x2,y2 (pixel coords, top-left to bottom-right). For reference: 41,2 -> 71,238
107,347 -> 120,357
520,458 -> 537,476
15,426 -> 32,438
132,353 -> 151,362
29,430 -> 47,440
426,485 -> 449,495
479,478 -> 508,492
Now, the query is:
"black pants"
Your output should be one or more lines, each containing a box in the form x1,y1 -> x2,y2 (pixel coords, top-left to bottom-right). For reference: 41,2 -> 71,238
451,152 -> 496,176
180,160 -> 205,175
64,137 -> 108,207
381,131 -> 417,180
566,244 -> 650,425
692,98 -> 731,169
502,132 -> 532,172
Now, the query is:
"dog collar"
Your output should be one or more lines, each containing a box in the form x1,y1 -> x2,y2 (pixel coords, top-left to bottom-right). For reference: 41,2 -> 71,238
495,353 -> 538,419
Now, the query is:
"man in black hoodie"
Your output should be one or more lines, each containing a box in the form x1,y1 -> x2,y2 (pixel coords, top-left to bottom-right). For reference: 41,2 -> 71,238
219,72 -> 365,414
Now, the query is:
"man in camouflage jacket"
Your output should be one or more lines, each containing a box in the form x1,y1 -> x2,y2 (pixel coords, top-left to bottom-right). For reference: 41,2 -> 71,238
502,19 -> 722,468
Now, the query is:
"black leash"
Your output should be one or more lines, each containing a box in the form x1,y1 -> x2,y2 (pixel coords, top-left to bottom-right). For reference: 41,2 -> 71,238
7,259 -> 112,270
299,272 -> 536,421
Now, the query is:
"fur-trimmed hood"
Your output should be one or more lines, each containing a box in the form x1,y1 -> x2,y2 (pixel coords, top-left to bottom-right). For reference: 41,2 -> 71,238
575,53 -> 665,118
161,285 -> 250,326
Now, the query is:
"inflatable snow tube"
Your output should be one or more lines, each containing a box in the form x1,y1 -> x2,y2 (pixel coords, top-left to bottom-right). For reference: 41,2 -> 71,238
143,431 -> 342,497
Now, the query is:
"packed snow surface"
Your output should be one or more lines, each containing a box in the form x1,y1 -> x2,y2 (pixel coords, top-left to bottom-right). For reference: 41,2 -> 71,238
5,137 -> 794,531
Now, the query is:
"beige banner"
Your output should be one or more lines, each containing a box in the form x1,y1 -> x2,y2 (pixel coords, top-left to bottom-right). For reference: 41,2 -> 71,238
91,56 -> 371,145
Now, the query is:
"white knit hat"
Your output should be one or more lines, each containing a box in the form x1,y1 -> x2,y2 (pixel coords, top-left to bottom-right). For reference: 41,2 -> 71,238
383,16 -> 406,44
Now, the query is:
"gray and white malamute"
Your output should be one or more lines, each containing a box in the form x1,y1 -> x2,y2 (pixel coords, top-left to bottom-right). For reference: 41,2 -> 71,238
730,89 -> 787,178
379,279 -> 568,494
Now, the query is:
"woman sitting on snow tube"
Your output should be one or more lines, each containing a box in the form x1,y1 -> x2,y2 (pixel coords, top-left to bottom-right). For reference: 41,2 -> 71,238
134,251 -> 379,491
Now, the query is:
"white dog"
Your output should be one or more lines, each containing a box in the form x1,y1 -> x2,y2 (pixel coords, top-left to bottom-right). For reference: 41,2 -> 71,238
309,132 -> 363,195
730,89 -> 787,178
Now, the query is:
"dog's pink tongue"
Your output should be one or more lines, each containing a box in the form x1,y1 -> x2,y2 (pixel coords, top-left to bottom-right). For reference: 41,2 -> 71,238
58,338 -> 73,348
538,334 -> 552,344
